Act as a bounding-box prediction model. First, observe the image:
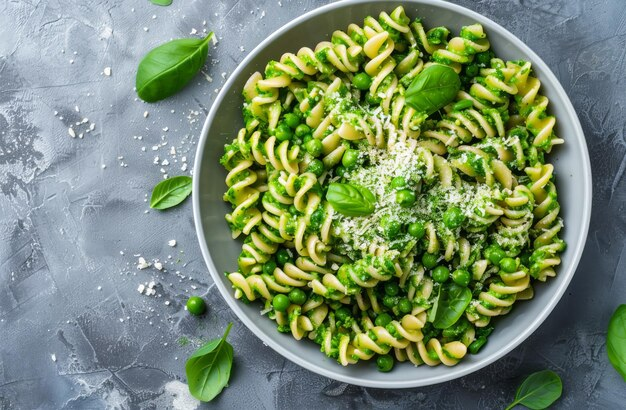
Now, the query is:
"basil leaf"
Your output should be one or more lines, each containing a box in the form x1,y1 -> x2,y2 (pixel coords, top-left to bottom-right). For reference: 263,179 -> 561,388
326,182 -> 376,217
136,32 -> 213,102
505,370 -> 563,410
186,323 -> 234,402
149,0 -> 173,5
405,64 -> 461,115
150,175 -> 192,209
607,304 -> 626,382
431,282 -> 471,329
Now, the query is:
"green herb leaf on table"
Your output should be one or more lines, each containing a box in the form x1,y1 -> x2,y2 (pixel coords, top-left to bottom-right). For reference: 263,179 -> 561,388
186,323 -> 234,402
505,370 -> 563,410
430,282 -> 471,329
326,182 -> 376,217
150,175 -> 192,209
607,304 -> 626,382
136,32 -> 214,102
405,64 -> 461,115
149,0 -> 173,6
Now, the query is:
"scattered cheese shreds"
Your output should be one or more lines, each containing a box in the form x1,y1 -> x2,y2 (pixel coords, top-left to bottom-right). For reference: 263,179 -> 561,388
103,67 -> 112,76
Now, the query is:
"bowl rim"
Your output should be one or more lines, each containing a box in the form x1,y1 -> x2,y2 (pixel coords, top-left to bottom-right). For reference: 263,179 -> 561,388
193,0 -> 592,388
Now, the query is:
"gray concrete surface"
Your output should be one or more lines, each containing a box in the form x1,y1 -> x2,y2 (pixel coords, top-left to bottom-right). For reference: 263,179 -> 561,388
0,0 -> 624,408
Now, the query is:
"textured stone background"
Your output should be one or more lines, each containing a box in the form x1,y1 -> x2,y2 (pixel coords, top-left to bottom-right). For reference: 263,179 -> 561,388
1,0 -> 624,408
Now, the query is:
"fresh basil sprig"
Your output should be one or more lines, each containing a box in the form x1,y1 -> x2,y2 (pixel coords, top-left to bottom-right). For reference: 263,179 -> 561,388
326,182 -> 376,217
428,282 -> 471,329
505,370 -> 563,410
149,0 -> 173,5
186,323 -> 234,402
607,304 -> 626,382
136,32 -> 214,102
150,175 -> 192,209
405,64 -> 460,115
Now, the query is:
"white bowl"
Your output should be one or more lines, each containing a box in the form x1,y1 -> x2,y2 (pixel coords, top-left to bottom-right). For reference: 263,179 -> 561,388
193,0 -> 592,388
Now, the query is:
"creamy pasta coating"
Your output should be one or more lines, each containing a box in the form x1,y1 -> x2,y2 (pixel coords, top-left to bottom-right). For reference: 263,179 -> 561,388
220,6 -> 565,371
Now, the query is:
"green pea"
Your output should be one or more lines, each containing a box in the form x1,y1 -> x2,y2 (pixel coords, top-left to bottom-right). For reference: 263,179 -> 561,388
390,176 -> 406,189
486,246 -> 505,265
341,149 -> 359,168
366,92 -> 381,105
398,298 -> 412,314
335,165 -> 347,178
453,99 -> 473,111
381,216 -> 401,239
263,260 -> 277,276
499,257 -> 517,273
422,253 -> 438,269
382,295 -> 396,308
384,282 -> 399,296
272,294 -> 290,312
376,354 -> 394,372
288,205 -> 299,215
302,133 -> 313,144
306,159 -> 324,177
335,306 -> 351,323
304,138 -> 323,157
465,64 -> 479,78
284,113 -> 300,129
288,288 -> 307,305
276,249 -> 291,267
352,72 -> 372,90
408,221 -> 426,239
475,51 -> 492,66
432,265 -> 450,283
375,313 -> 392,327
396,189 -> 416,207
275,123 -> 293,141
186,296 -> 206,316
452,269 -> 470,287
295,123 -> 311,137
443,207 -> 465,229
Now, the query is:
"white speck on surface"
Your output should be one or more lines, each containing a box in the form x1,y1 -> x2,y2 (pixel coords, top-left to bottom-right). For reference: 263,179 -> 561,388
74,106 -> 79,112
154,262 -> 163,271
137,257 -> 150,270
168,240 -> 177,247
143,111 -> 149,118
137,284 -> 146,294
190,28 -> 197,35
51,354 -> 57,362
164,300 -> 170,306
143,27 -> 149,32
103,67 -> 112,76
97,286 -> 102,291
239,45 -> 245,52
181,163 -> 188,172
68,128 -> 76,138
